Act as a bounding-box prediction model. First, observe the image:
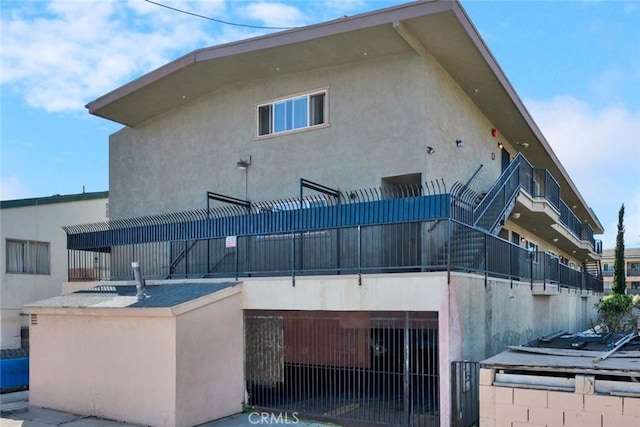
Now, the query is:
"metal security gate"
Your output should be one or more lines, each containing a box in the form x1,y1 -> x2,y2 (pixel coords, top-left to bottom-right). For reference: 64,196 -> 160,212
450,361 -> 480,427
245,311 -> 439,426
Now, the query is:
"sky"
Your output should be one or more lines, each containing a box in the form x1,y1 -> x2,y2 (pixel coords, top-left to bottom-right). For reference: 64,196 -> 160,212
1,0 -> 639,249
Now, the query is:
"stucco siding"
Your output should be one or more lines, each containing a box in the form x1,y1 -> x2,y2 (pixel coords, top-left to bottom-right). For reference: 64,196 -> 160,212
1,197 -> 108,349
175,293 -> 244,427
449,275 -> 599,361
29,313 -> 176,427
109,51 -> 507,220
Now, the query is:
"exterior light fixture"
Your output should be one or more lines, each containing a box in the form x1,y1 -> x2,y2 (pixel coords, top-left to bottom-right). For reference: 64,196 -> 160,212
491,128 -> 498,137
520,142 -> 529,148
456,140 -> 464,148
552,238 -> 559,242
512,212 -> 521,219
236,156 -> 252,170
498,142 -> 504,149
427,146 -> 435,154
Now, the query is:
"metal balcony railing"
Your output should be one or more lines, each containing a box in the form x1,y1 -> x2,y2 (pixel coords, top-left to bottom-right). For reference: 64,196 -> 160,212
65,207 -> 603,293
64,156 -> 603,289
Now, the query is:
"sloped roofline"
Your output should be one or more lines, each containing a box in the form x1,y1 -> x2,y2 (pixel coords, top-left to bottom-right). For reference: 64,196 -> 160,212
85,0 -> 603,232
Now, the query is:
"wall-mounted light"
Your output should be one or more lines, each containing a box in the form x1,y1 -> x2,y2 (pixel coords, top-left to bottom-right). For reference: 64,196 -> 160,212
236,156 -> 252,170
520,142 -> 529,148
498,142 -> 504,149
427,146 -> 435,154
512,212 -> 521,219
552,238 -> 559,243
456,140 -> 464,148
520,237 -> 526,243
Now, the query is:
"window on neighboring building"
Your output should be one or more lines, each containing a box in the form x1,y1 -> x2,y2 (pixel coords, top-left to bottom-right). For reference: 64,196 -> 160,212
6,239 -> 50,275
258,89 -> 327,137
603,263 -> 613,271
630,262 -> 640,271
631,282 -> 640,289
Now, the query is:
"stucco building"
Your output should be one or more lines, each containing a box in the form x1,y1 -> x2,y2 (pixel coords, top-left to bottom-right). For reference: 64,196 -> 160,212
602,247 -> 640,294
1,191 -> 108,350
26,2 -> 605,426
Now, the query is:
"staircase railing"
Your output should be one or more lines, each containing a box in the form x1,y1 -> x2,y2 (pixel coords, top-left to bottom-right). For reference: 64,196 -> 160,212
168,240 -> 199,276
473,153 -> 529,233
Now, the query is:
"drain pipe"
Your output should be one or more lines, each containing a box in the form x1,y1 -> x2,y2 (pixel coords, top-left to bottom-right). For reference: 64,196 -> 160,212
131,261 -> 146,301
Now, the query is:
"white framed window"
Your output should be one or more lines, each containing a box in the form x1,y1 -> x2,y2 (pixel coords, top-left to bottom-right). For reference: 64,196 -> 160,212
6,239 -> 50,275
257,89 -> 327,137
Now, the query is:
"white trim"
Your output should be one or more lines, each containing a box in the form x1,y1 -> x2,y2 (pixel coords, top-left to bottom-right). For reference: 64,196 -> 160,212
255,86 -> 330,138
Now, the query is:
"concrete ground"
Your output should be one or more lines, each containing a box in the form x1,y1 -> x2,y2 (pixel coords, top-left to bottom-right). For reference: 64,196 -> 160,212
1,392 -> 339,427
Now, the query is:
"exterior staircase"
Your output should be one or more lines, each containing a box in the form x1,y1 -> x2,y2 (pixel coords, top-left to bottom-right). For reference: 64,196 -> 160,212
473,153 -> 525,234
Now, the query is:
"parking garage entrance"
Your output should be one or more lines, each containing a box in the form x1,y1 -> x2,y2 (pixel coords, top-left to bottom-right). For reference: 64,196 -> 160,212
245,310 -> 439,426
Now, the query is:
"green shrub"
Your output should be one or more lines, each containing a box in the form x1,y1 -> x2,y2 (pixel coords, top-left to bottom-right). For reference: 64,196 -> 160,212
595,294 -> 635,333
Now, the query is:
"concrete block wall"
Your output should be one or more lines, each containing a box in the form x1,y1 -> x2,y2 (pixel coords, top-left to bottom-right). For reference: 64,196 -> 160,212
479,368 -> 640,427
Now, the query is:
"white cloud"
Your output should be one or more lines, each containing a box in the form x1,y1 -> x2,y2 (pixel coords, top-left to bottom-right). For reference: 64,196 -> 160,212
239,2 -> 307,28
0,175 -> 33,201
0,0 -> 226,112
525,96 -> 640,248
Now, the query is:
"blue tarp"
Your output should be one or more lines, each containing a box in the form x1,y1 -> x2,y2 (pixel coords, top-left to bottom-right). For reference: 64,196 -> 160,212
0,357 -> 29,390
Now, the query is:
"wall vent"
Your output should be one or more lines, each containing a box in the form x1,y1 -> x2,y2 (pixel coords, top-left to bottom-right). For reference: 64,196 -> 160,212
30,314 -> 38,325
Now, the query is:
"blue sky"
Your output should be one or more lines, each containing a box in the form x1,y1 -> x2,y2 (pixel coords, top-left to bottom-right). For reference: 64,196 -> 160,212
1,0 -> 639,248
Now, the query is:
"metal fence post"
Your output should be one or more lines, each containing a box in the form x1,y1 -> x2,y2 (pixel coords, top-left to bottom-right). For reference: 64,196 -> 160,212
484,232 -> 488,288
291,232 -> 296,287
447,219 -> 452,284
357,225 -> 362,286
403,312 -> 410,426
235,239 -> 239,281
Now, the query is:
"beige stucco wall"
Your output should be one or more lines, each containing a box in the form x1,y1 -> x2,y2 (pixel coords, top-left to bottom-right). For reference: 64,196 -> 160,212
0,196 -> 108,349
449,274 -> 600,360
29,312 -> 177,426
479,368 -> 640,426
175,292 -> 244,427
109,51 -> 509,220
27,288 -> 243,427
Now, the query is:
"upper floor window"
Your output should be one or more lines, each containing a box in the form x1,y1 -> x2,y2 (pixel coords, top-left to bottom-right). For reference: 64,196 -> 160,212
6,239 -> 50,275
257,89 -> 327,137
603,263 -> 614,271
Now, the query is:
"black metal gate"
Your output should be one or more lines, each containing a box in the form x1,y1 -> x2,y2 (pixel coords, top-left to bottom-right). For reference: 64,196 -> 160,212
450,361 -> 479,427
245,311 -> 439,426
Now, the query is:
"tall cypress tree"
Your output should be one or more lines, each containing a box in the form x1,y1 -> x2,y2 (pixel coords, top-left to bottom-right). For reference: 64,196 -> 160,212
612,203 -> 626,295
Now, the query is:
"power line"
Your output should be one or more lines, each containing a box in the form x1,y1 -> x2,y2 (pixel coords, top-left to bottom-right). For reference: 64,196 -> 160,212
144,0 -> 297,30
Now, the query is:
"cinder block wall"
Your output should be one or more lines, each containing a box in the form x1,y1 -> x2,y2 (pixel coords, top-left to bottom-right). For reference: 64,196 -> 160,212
479,368 -> 640,427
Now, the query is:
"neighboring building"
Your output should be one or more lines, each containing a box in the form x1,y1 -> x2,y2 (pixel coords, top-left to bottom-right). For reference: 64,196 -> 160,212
26,2 -> 605,426
479,331 -> 640,426
0,191 -> 108,349
602,247 -> 640,294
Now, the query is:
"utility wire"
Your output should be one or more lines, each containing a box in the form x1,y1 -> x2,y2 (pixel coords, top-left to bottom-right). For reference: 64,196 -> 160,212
144,0 -> 297,30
